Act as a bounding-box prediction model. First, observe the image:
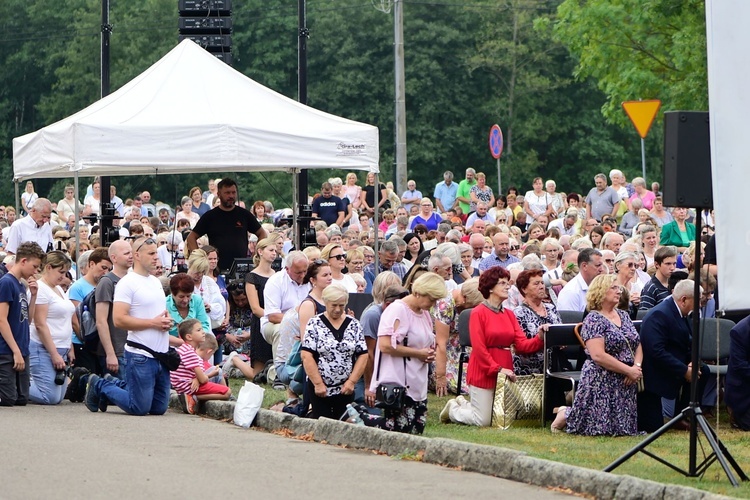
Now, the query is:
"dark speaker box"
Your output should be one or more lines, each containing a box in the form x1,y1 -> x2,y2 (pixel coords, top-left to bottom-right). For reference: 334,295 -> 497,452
662,111 -> 713,208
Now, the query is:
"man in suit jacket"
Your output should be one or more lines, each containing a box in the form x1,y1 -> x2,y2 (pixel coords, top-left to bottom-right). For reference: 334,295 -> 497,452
638,279 -> 709,432
727,316 -> 750,430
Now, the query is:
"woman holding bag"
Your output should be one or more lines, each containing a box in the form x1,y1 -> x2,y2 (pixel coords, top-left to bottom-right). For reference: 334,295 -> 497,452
440,266 -> 545,427
366,272 -> 446,434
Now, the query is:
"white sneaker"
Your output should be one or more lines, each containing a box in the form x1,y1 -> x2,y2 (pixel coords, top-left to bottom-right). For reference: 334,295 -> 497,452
222,351 -> 240,378
440,400 -> 457,423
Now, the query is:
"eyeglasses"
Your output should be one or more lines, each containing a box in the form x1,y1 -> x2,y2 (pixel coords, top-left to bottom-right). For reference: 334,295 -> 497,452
416,230 -> 426,234
312,259 -> 326,265
134,237 -> 156,253
57,236 -> 70,241
510,246 -> 519,251
605,259 -> 614,263
623,262 -> 636,268
331,254 -> 347,261
496,281 -> 512,288
498,219 -> 507,222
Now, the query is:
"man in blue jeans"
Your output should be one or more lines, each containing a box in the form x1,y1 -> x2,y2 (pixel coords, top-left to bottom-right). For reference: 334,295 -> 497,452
85,236 -> 174,415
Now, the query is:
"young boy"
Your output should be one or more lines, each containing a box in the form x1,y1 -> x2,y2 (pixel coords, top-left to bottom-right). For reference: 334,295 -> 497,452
0,242 -> 44,406
195,333 -> 225,385
171,319 -> 231,414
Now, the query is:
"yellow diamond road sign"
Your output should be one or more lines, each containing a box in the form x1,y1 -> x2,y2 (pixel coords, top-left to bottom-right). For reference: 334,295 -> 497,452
622,100 -> 661,139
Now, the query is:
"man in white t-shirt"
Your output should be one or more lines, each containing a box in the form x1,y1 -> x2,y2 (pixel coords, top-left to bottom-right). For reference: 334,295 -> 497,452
84,236 -> 174,416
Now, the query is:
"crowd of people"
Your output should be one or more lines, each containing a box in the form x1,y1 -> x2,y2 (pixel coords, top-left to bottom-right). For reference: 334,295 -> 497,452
1,169 -> 749,439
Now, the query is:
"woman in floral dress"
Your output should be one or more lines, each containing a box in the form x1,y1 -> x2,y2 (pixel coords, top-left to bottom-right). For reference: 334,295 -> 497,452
430,278 -> 483,395
551,274 -> 643,436
513,269 -> 561,375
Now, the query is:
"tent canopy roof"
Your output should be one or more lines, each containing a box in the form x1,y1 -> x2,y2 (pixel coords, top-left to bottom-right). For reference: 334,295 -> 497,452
13,39 -> 379,180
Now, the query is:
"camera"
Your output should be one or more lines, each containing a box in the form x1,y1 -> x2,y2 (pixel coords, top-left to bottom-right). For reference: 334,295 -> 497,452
54,364 -> 71,385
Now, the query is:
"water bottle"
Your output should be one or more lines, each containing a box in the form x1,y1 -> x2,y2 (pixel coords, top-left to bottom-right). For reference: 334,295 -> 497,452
345,404 -> 364,426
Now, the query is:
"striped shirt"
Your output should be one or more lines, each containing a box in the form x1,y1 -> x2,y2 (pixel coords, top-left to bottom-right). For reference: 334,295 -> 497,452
170,343 -> 202,394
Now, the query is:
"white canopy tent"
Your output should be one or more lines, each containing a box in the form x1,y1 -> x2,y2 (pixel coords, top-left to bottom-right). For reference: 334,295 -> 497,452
12,39 -> 379,179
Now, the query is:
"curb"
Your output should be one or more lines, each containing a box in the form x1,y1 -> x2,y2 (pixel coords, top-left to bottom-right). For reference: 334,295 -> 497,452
168,394 -> 729,499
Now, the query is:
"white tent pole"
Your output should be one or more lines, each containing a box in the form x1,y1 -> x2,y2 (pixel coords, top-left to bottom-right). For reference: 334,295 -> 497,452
74,172 -> 81,280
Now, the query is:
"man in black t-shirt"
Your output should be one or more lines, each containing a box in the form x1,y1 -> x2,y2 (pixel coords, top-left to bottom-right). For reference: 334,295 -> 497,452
311,182 -> 345,227
186,178 -> 267,271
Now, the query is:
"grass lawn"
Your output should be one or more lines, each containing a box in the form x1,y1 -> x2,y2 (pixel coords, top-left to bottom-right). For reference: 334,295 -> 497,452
227,379 -> 750,498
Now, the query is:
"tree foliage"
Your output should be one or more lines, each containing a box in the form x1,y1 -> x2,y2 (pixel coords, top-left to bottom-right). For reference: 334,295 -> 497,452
0,0 -> 680,209
551,0 -> 707,125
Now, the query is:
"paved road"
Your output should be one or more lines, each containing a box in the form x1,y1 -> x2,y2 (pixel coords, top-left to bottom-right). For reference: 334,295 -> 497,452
2,403 -> 570,499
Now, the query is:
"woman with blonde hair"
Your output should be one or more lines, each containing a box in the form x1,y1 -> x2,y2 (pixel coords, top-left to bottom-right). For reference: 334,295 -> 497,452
187,249 -> 226,331
344,172 -> 362,209
245,237 -> 277,375
345,248 -> 365,276
321,243 -> 357,293
29,251 -> 75,405
551,274 -> 642,435
366,272 -> 446,434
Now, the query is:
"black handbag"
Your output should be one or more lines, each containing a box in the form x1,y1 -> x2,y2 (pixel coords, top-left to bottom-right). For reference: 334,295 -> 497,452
374,338 -> 408,411
127,341 -> 181,371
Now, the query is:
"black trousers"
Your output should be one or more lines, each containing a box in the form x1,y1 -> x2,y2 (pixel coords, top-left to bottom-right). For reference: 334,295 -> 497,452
638,364 -> 710,433
307,381 -> 353,420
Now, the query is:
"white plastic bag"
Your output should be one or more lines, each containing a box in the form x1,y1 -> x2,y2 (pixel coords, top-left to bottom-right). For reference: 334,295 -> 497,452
233,381 -> 264,428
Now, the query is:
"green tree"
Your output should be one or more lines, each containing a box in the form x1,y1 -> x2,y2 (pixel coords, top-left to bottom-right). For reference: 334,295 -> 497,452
551,0 -> 707,125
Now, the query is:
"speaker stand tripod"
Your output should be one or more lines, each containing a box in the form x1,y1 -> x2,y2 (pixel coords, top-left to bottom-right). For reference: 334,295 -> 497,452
604,210 -> 748,487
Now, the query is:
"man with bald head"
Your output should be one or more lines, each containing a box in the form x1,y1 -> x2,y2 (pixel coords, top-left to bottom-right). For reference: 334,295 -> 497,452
6,198 -> 53,254
469,233 -> 488,268
479,232 -> 520,271
602,232 -> 624,254
96,239 -> 134,379
470,219 -> 486,235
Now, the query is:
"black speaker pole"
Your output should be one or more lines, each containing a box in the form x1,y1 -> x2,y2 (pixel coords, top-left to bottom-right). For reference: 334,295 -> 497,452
297,0 -> 309,212
99,0 -> 112,239
605,209 -> 747,486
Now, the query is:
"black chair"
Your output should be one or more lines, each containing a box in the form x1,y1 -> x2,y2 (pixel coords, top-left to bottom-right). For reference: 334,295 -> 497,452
543,323 -> 584,423
347,293 -> 373,320
699,317 -> 735,375
635,308 -> 648,320
455,308 -> 473,395
558,309 -> 584,324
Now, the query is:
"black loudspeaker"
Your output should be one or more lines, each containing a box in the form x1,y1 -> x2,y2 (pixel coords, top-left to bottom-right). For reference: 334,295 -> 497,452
662,111 -> 713,208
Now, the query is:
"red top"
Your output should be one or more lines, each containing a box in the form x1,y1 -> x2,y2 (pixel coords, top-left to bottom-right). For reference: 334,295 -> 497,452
466,302 -> 544,389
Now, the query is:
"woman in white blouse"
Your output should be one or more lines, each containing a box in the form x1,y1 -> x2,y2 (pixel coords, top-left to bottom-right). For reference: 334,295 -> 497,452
187,250 -> 226,332
29,251 -> 76,405
524,177 -> 553,223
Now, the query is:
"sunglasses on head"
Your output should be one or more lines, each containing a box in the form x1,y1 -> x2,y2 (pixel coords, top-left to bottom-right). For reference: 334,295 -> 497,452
134,237 -> 156,253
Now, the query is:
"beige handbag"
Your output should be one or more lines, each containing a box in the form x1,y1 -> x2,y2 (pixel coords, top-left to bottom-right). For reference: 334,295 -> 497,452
491,372 -> 544,429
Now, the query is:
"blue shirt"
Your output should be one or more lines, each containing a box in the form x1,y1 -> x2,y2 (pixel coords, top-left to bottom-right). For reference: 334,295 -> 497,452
434,181 -> 458,212
68,278 -> 95,345
478,253 -> 520,272
0,273 -> 31,356
166,293 -> 211,337
363,262 -> 407,294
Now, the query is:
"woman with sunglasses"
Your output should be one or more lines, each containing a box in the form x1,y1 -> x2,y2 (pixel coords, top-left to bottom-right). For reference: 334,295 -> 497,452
440,266 -> 544,427
28,251 -> 75,405
321,243 -> 357,293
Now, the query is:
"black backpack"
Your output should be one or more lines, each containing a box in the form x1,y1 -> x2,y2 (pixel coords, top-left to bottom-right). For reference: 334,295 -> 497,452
75,273 -> 116,350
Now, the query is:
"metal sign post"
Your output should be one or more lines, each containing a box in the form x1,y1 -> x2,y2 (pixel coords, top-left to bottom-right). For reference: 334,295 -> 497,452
622,100 -> 661,183
489,124 -> 504,195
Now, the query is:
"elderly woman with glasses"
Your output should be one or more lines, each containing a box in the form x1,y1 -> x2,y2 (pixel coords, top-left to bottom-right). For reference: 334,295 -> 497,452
409,198 -> 442,232
440,266 -> 545,427
613,252 -> 641,311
